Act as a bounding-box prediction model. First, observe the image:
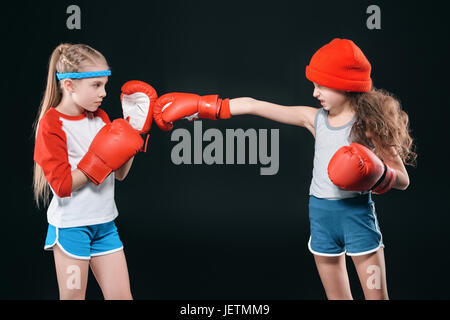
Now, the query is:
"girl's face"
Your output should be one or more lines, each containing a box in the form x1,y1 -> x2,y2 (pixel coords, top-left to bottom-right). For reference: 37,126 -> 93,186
67,65 -> 109,112
312,83 -> 348,111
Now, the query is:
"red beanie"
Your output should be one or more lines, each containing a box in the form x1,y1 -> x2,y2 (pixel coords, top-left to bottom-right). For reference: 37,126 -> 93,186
305,38 -> 372,92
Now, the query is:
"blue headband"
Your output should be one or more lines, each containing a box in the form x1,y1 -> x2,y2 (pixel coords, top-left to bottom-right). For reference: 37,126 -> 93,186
56,70 -> 111,80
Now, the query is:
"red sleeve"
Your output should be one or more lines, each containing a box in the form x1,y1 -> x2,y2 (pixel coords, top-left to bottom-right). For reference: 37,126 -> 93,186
33,112 -> 72,198
94,108 -> 112,124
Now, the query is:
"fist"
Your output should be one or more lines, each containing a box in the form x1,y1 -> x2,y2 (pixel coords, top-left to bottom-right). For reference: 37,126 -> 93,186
328,143 -> 397,194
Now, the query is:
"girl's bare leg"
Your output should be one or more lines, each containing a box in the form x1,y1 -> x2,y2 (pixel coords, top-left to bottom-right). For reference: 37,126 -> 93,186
313,254 -> 353,300
351,247 -> 389,300
53,245 -> 90,300
89,249 -> 133,300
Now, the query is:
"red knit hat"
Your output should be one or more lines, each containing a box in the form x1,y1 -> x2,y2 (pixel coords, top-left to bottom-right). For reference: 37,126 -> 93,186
305,38 -> 372,92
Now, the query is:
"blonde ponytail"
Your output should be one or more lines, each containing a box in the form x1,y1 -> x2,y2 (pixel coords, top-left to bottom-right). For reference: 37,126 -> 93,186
33,43 -> 108,209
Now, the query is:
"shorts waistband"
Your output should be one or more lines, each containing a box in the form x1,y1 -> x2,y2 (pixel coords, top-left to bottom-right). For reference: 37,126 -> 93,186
309,193 -> 373,210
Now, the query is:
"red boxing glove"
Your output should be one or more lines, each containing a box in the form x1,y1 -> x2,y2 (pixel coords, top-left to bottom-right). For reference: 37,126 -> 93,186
121,80 -> 157,134
153,92 -> 231,131
328,143 -> 398,195
77,119 -> 144,185
121,80 -> 157,152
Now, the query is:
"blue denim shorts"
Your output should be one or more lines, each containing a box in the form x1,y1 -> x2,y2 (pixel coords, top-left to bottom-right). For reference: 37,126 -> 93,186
44,221 -> 123,260
308,193 -> 384,256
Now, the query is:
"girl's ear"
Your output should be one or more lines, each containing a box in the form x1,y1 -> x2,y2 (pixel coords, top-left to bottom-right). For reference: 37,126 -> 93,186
62,79 -> 75,93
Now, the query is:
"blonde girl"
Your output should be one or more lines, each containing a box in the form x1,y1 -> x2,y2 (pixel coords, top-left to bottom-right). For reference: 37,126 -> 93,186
33,43 -> 136,300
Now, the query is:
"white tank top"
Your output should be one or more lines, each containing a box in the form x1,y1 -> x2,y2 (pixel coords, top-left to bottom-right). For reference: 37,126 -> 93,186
309,108 -> 369,199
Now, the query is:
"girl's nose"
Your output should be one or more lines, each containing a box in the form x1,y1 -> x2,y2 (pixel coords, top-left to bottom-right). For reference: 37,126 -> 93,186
313,87 -> 319,99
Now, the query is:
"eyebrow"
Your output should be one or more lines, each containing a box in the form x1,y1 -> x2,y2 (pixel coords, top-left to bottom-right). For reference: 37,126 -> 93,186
92,79 -> 108,84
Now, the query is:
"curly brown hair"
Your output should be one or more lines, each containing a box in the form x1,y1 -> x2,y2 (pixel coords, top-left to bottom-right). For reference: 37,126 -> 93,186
347,87 -> 417,167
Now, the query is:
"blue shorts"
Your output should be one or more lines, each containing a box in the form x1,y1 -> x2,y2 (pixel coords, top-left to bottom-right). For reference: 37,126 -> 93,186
308,193 -> 384,256
44,221 -> 124,260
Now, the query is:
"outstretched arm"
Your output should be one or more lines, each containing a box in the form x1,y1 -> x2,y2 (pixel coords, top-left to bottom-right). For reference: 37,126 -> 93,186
229,97 -> 318,136
153,93 -> 318,136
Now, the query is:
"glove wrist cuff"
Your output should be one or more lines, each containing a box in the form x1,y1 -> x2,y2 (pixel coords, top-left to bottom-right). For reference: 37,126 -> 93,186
219,98 -> 231,119
198,95 -> 220,119
372,162 -> 397,194
77,151 -> 111,185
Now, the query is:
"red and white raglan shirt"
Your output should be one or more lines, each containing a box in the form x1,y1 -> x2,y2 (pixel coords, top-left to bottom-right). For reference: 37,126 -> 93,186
34,107 -> 119,228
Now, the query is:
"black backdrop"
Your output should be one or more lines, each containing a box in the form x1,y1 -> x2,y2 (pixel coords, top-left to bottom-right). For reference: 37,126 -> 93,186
1,0 -> 449,300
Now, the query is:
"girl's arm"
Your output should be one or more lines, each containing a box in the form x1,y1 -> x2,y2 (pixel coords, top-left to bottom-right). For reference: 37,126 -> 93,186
384,151 -> 410,190
70,156 -> 134,192
229,97 -> 318,136
114,156 -> 135,181
71,169 -> 89,192
376,146 -> 410,190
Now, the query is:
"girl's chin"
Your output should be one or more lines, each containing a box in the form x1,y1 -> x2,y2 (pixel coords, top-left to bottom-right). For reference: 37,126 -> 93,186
83,106 -> 98,113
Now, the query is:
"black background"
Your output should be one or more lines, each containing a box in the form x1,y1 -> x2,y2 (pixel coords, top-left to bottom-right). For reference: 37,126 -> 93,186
1,0 -> 449,300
